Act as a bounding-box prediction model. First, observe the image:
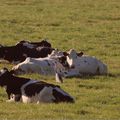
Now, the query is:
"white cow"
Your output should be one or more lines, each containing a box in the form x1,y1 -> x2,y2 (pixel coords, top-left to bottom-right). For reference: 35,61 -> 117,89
12,57 -> 65,74
11,50 -> 81,82
12,55 -> 68,83
66,49 -> 108,75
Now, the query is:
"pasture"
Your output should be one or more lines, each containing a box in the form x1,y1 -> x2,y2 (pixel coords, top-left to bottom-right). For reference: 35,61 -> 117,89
0,0 -> 120,119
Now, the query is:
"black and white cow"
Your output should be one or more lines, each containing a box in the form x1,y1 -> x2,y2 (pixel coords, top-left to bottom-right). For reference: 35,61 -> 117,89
0,43 -> 54,64
0,68 -> 74,103
0,44 -> 27,63
11,49 -> 84,82
16,39 -> 51,48
66,49 -> 108,75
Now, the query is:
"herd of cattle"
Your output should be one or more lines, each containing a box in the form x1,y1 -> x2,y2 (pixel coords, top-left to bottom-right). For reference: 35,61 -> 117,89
0,40 -> 108,103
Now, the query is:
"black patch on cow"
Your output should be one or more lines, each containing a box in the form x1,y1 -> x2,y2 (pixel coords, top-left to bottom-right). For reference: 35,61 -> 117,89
11,94 -> 21,102
71,65 -> 75,69
58,56 -> 69,68
64,71 -> 68,74
77,51 -> 83,57
24,81 -> 58,97
17,40 -> 52,48
47,62 -> 51,66
0,68 -> 74,103
0,68 -> 31,100
0,41 -> 54,63
52,89 -> 74,103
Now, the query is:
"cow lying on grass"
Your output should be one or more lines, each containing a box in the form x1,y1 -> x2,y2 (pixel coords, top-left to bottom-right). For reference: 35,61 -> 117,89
12,49 -> 107,81
0,40 -> 54,64
11,50 -> 83,82
66,49 -> 108,75
16,39 -> 51,48
0,68 -> 74,103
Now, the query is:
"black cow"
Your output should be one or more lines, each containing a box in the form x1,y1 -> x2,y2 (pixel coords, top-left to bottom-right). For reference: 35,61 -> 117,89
16,39 -> 51,48
0,68 -> 74,103
0,44 -> 27,63
0,43 -> 54,64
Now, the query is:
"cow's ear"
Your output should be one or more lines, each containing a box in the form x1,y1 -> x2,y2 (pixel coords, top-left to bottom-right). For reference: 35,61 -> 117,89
77,52 -> 83,57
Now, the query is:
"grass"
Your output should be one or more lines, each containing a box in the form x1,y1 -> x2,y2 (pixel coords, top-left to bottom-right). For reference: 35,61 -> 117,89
0,0 -> 120,119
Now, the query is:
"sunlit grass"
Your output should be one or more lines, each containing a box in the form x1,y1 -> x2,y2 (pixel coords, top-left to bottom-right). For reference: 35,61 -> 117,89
0,0 -> 120,119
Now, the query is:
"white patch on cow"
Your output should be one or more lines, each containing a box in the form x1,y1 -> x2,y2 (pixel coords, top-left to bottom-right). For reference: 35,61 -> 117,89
67,54 -> 108,75
23,42 -> 35,49
21,84 -> 55,103
12,57 -> 66,76
97,60 -> 108,74
67,49 -> 78,67
48,49 -> 64,59
55,72 -> 63,83
21,80 -> 38,103
37,86 -> 55,103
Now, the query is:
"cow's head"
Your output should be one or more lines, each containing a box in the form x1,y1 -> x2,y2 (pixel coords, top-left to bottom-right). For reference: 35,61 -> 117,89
66,49 -> 83,68
39,39 -> 51,47
66,49 -> 78,68
0,68 -> 11,87
48,50 -> 70,68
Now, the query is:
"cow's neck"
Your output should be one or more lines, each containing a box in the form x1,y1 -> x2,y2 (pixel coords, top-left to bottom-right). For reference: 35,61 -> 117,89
6,75 -> 30,88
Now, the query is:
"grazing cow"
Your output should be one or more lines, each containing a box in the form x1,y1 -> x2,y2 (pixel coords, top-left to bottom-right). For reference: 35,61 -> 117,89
16,39 -> 51,48
0,68 -> 74,103
66,49 -> 108,75
0,43 -> 54,64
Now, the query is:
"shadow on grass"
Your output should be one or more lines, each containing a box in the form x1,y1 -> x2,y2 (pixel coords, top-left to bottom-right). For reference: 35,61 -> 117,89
65,72 -> 120,80
107,73 -> 120,78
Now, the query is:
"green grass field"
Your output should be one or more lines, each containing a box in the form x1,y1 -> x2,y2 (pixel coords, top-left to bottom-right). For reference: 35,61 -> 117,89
0,0 -> 120,119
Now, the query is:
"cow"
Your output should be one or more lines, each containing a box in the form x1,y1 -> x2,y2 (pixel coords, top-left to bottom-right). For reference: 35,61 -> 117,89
16,39 -> 51,48
0,44 -> 27,63
66,49 -> 108,75
0,68 -> 74,103
11,49 -> 84,82
0,43 -> 54,64
11,56 -> 69,83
